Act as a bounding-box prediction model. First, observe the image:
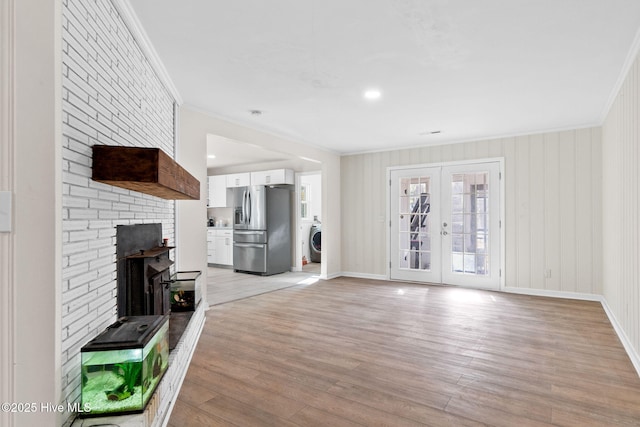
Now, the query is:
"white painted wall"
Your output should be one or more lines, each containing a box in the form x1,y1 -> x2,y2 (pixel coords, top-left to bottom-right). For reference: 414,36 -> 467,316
2,0 -> 63,426
176,106 -> 208,301
341,128 -> 603,296
602,48 -> 640,362
0,2 -> 12,425
181,107 -> 341,279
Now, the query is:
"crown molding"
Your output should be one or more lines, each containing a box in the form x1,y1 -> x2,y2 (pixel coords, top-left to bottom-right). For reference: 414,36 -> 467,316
600,25 -> 640,122
111,0 -> 183,105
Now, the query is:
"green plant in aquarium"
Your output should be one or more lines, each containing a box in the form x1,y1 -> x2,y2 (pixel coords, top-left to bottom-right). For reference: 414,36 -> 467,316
143,347 -> 155,389
105,363 -> 142,401
81,366 -> 88,387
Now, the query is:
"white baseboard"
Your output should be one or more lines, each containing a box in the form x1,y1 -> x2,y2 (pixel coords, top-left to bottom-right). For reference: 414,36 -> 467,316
339,271 -> 388,281
600,298 -> 640,378
502,286 -> 603,301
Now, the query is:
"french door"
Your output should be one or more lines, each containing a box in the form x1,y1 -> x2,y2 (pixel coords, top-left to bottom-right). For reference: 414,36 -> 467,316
389,161 -> 501,289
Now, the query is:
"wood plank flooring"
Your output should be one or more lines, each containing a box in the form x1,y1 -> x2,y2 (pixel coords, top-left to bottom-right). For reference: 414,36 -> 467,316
170,276 -> 640,426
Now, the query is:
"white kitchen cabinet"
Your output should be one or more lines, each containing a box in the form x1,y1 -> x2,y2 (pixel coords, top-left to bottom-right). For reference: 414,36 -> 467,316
208,175 -> 229,207
214,229 -> 233,265
226,173 -> 250,188
207,229 -> 216,263
251,168 -> 294,185
207,229 -> 233,266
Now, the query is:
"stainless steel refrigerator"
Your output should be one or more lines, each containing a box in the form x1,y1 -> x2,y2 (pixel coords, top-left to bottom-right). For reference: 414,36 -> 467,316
232,185 -> 291,275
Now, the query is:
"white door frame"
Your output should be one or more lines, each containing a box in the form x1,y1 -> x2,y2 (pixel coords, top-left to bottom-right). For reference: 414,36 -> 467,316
386,158 -> 506,290
294,170 -> 322,273
388,166 -> 443,283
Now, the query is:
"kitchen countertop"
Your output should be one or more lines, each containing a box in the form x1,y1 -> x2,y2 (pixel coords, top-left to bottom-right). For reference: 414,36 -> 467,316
207,226 -> 233,230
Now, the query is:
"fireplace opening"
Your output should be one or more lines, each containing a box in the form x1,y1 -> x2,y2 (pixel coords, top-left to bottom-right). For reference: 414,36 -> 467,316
116,223 -> 173,317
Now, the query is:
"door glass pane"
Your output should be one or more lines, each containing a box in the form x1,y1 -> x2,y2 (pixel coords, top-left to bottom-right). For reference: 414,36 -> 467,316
464,253 -> 476,273
451,194 -> 463,214
464,233 -> 476,252
476,233 -> 488,254
476,254 -> 488,275
452,252 -> 463,273
399,232 -> 410,250
398,176 -> 431,271
451,214 -> 463,233
399,252 -> 409,269
450,172 -> 490,276
420,233 -> 431,251
420,252 -> 431,270
452,235 -> 463,252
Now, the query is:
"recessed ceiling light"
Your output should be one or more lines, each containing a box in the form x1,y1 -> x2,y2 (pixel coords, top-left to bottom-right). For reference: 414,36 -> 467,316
207,154 -> 216,159
363,89 -> 381,100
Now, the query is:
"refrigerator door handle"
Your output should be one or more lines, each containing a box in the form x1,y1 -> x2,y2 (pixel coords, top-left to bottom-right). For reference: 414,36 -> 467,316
242,190 -> 247,224
247,191 -> 252,224
234,243 -> 263,249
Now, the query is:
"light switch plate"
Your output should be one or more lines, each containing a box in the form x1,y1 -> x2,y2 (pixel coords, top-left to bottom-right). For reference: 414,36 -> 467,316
0,191 -> 11,232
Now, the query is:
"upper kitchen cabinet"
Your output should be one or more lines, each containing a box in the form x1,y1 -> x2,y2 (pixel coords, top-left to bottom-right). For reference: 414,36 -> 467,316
207,175 -> 228,207
226,172 -> 251,188
251,169 -> 294,186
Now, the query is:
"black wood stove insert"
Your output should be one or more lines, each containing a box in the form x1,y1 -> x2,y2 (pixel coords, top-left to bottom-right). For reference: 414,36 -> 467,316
116,223 -> 173,316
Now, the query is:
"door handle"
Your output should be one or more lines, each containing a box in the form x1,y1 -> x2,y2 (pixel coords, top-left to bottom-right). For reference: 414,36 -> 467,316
441,231 -> 448,236
242,190 -> 248,224
235,243 -> 264,249
247,192 -> 252,224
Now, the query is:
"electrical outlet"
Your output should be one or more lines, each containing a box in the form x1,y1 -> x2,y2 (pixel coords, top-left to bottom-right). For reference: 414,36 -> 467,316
544,269 -> 552,279
0,191 -> 11,232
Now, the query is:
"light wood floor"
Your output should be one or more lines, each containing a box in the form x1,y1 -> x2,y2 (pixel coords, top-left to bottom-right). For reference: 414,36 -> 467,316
302,262 -> 321,274
170,276 -> 640,426
206,267 -> 320,306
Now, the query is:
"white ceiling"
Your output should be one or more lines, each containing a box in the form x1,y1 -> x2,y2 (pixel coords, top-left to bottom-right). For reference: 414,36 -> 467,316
206,134 -> 291,169
130,0 -> 640,155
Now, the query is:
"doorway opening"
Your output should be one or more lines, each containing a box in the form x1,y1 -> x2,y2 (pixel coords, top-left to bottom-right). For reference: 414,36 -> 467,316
296,171 -> 322,275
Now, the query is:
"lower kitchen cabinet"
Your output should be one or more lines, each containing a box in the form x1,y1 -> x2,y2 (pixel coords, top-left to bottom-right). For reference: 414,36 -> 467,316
207,229 -> 233,266
207,230 -> 215,264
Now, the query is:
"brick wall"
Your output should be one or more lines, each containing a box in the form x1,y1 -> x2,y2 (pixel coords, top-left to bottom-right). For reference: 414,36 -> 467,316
61,0 -> 176,418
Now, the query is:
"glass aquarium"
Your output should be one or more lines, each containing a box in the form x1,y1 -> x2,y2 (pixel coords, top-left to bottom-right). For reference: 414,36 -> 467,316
81,315 -> 169,416
169,270 -> 201,312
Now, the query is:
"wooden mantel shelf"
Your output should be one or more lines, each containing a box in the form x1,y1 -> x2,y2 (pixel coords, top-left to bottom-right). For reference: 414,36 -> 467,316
92,145 -> 200,200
